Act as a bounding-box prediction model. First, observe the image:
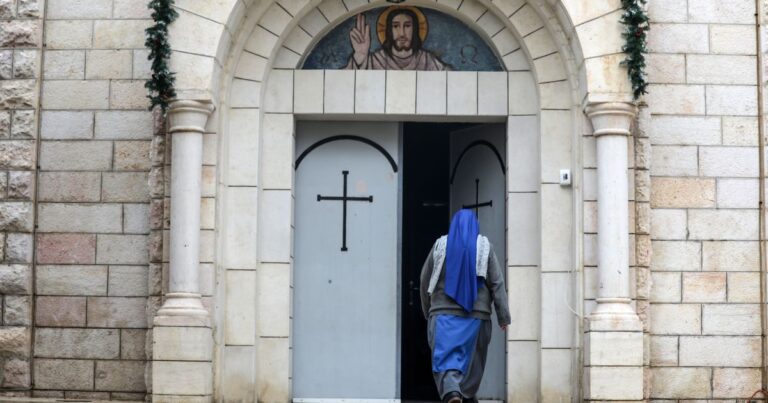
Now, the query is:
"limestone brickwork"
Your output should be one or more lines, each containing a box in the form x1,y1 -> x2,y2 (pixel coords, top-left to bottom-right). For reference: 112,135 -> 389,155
646,0 -> 764,400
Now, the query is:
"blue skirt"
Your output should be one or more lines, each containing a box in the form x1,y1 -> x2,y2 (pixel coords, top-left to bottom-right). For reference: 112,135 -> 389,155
431,314 -> 481,373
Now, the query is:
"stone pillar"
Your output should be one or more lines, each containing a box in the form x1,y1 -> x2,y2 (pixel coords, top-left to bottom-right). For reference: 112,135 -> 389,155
152,100 -> 215,403
583,102 -> 644,401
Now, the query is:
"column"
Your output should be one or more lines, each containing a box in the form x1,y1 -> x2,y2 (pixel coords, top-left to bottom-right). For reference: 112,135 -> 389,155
152,100 -> 215,402
583,101 -> 644,401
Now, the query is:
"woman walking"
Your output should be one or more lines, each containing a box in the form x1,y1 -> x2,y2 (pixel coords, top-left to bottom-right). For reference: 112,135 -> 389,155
419,209 -> 511,403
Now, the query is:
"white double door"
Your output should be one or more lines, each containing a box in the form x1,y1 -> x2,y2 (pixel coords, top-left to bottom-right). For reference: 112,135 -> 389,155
293,121 -> 505,400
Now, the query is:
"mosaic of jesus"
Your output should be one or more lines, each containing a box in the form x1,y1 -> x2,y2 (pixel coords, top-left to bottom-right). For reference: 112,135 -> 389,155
302,6 -> 503,71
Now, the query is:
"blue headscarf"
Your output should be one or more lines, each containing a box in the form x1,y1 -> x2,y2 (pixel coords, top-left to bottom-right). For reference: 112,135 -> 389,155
444,209 -> 481,312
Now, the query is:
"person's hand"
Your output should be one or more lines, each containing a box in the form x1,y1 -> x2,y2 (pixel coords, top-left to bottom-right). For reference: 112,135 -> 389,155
500,324 -> 508,332
350,13 -> 370,66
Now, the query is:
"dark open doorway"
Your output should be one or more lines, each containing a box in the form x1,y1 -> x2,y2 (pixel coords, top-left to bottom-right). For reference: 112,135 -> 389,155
401,122 -> 470,402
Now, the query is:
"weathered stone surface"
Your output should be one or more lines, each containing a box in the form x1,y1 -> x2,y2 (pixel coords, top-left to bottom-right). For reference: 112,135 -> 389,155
5,233 -> 32,263
682,272 -> 726,302
43,49 -> 85,80
0,141 -> 34,169
148,168 -> 164,198
95,360 -> 146,392
110,80 -> 150,109
11,109 -> 34,138
109,266 -> 148,296
650,367 -> 711,399
95,111 -> 153,139
650,304 -> 700,335
115,141 -> 151,171
703,241 -> 759,271
652,178 -> 715,208
44,20 -> 93,49
38,172 -> 100,202
728,272 -> 760,303
2,359 -> 30,388
94,20 -> 152,49
0,111 -> 10,137
0,327 -> 30,357
713,368 -> 760,398
35,296 -> 86,327
651,272 -> 680,302
47,0 -> 111,18
86,297 -> 148,328
124,203 -> 150,234
86,50 -> 132,80
0,265 -> 31,294
102,172 -> 150,202
3,296 -> 30,326
42,80 -> 109,110
149,199 -> 164,230
650,241 -> 700,271
723,116 -> 757,146
688,209 -> 758,240
35,265 -> 107,295
649,336 -> 677,366
121,329 -> 147,360
97,234 -> 148,265
38,203 -> 122,233
148,263 -> 162,295
34,328 -> 119,359
0,0 -> 14,19
17,0 -> 39,17
679,336 -> 761,366
36,234 -> 96,264
0,21 -> 39,48
8,171 -> 33,199
702,304 -> 760,335
34,359 -> 93,390
12,50 -> 37,79
40,140 -> 112,171
64,391 -> 110,400
40,111 -> 93,139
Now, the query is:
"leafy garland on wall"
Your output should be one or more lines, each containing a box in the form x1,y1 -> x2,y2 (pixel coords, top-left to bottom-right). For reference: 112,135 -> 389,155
620,0 -> 649,100
145,0 -> 178,112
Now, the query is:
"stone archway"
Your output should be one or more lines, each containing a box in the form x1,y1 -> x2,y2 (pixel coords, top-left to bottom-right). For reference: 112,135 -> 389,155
153,1 -> 642,402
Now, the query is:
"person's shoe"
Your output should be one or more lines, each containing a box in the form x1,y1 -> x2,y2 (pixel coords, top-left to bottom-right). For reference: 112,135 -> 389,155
462,398 -> 478,403
443,391 -> 462,403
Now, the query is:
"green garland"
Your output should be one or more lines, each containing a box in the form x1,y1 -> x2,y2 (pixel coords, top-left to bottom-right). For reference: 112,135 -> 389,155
620,0 -> 649,99
145,0 -> 178,112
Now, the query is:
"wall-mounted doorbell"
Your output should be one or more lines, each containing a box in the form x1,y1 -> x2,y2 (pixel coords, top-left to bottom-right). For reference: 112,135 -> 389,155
559,169 -> 571,186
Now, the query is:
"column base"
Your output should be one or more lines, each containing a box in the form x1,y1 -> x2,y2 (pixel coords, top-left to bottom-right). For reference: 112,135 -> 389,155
154,292 -> 210,327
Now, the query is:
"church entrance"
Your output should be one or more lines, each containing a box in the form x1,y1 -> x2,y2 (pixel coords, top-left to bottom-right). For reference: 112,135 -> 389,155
294,120 -> 506,401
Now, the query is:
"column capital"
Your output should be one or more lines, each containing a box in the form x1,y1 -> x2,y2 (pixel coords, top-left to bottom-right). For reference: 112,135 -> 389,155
167,100 -> 215,134
584,101 -> 637,137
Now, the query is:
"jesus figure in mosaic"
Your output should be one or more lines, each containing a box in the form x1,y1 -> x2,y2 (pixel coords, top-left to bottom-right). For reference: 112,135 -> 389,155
346,7 -> 449,71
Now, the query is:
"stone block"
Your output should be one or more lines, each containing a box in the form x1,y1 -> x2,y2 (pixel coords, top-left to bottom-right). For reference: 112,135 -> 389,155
293,69 -> 323,114
133,49 -> 151,79
710,24 -> 756,55
121,329 -> 147,360
264,69 -> 293,113
647,85 -> 705,115
102,172 -> 149,202
687,55 -> 756,85
706,85 -> 757,116
94,20 -> 152,49
0,111 -> 9,137
682,272 -> 726,302
47,0 -> 111,18
153,361 -> 212,395
650,304 -> 701,335
649,116 -> 720,145
153,326 -> 212,361
688,210 -> 758,240
688,0 -> 755,23
650,145 -> 697,176
385,70 -> 416,115
649,335 -> 677,366
35,296 -> 86,327
97,234 -> 148,265
4,233 -> 30,264
354,70 -> 385,114
651,178 -> 714,208
713,368 -> 760,398
38,203 -> 122,233
260,113 -> 292,189
225,270 -> 256,345
540,348 -> 571,402
651,209 -> 687,240
40,141 -> 112,171
230,79 -> 260,108
0,141 -> 34,169
3,296 -> 30,326
43,50 -> 85,79
86,50 -> 132,79
95,111 -> 153,139
114,0 -> 151,17
34,359 -> 93,390
35,234 -> 96,265
728,272 -> 760,303
34,328 -> 118,359
717,178 -> 758,208
257,337 -> 289,402
8,171 -> 33,200
648,24 -> 709,53
36,265 -> 107,296
86,297 -> 148,328
38,172 -> 101,202
679,336 -> 760,366
0,327 -> 30,356
0,202 -> 32,232
95,361 -> 146,392
0,265 -> 31,295
11,49 -> 37,78
2,359 -> 29,388
42,80 -> 109,110
700,146 -> 758,178
108,266 -> 148,297
110,80 -> 150,110
10,110 -> 34,139
703,304 -> 760,335
586,331 -> 643,366
44,20 -> 92,49
703,241 -> 759,271
40,111 -> 93,140
723,116 -> 757,146
650,272 -> 680,302
124,204 -> 149,234
650,367 -> 711,399
647,54 -> 685,84
586,366 -> 643,400
323,70 -> 353,113
0,21 -> 40,48
650,241 -> 700,271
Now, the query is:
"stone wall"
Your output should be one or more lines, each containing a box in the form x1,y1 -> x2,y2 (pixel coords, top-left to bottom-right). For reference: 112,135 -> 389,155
29,0 -> 154,398
646,0 -> 763,400
0,0 -> 40,396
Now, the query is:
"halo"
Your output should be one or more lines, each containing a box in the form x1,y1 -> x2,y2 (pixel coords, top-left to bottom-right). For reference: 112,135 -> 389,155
376,6 -> 428,45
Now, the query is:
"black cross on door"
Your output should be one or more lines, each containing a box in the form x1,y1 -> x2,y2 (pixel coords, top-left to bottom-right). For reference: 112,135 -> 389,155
462,178 -> 492,217
317,170 -> 374,252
